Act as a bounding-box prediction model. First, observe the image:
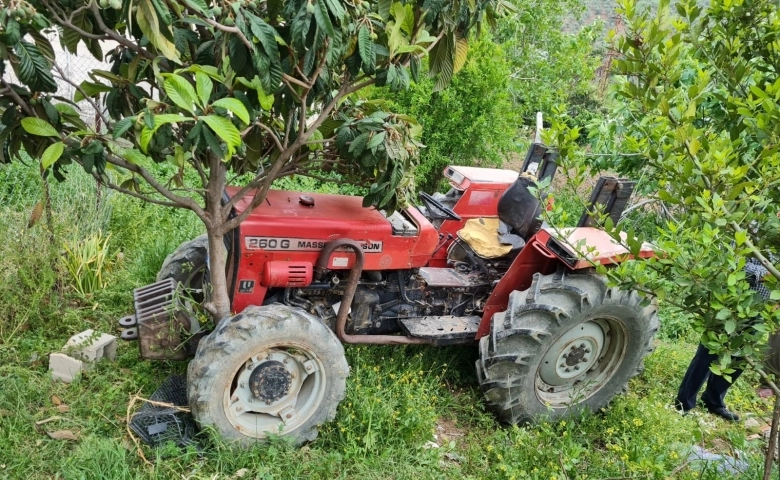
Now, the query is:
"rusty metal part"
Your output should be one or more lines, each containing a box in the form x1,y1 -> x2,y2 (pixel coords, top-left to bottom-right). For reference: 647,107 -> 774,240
132,278 -> 195,360
318,239 -> 432,345
248,360 -> 292,403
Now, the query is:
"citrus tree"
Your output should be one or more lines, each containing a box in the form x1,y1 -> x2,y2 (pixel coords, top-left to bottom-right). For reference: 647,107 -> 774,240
544,0 -> 780,476
0,0 -> 510,319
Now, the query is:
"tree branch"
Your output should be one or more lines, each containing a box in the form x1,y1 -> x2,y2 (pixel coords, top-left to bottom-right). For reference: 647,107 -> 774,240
99,147 -> 207,218
189,157 -> 209,188
282,74 -> 310,89
202,17 -> 253,50
220,74 -> 374,224
53,64 -> 110,128
0,80 -> 35,116
252,122 -> 284,153
99,176 -> 182,208
39,0 -> 111,41
89,2 -> 157,61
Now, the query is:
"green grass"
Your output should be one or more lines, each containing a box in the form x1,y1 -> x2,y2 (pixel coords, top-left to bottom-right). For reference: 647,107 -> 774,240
0,162 -> 776,479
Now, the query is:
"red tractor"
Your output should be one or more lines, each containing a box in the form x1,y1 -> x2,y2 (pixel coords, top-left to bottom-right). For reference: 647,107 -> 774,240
121,143 -> 658,446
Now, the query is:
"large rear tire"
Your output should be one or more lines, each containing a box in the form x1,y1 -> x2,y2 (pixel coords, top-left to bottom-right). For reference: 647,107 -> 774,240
476,270 -> 658,424
187,304 -> 349,446
157,234 -> 208,300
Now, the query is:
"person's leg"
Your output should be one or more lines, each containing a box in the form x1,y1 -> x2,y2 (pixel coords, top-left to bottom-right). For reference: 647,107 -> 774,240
676,343 -> 717,411
701,363 -> 743,409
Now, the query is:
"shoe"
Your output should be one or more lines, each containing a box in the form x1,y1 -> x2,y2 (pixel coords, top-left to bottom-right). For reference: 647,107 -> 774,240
706,405 -> 740,422
674,399 -> 691,415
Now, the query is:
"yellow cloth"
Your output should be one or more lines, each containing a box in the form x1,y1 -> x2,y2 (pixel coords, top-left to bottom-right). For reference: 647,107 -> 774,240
457,217 -> 512,259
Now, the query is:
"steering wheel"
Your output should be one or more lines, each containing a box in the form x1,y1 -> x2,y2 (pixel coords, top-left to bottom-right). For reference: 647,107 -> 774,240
419,191 -> 462,221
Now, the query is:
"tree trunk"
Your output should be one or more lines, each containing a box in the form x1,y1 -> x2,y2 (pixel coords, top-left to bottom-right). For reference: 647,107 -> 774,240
202,155 -> 232,322
763,395 -> 780,480
205,228 -> 232,321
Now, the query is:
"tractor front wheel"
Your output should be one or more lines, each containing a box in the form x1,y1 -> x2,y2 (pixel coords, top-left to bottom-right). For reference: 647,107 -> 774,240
476,271 -> 658,424
187,304 -> 349,446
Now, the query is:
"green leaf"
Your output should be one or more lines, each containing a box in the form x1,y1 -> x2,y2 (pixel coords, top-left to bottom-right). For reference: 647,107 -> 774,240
312,0 -> 335,37
734,230 -> 747,246
150,0 -> 173,28
121,149 -> 152,167
163,74 -> 198,112
138,113 -> 191,152
246,13 -> 280,59
771,290 -> 780,301
349,131 -> 370,156
14,41 -> 56,92
387,3 -> 413,56
112,117 -> 136,140
324,0 -> 346,19
136,0 -> 181,63
21,118 -> 59,137
200,123 -> 225,158
201,115 -> 241,159
368,131 -> 386,151
410,55 -> 420,82
378,0 -> 392,20
724,319 -> 736,334
153,114 -> 190,128
139,128 -> 155,152
358,26 -> 376,72
453,37 -> 469,73
196,72 -> 213,106
29,30 -> 55,63
211,98 -> 250,124
253,50 -> 283,94
181,0 -> 208,14
74,81 -> 113,103
2,18 -> 21,45
428,31 -> 455,92
41,142 -> 65,169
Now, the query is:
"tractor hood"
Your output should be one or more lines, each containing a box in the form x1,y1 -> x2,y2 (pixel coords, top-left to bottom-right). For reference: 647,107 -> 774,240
226,187 -> 439,270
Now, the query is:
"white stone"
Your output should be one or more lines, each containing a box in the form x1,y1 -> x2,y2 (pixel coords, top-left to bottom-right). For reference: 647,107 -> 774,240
63,329 -> 117,362
49,353 -> 84,383
744,418 -> 762,430
50,330 -> 118,382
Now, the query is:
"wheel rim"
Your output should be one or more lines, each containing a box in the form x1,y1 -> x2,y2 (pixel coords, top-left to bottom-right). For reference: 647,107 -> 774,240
535,316 -> 627,407
223,343 -> 327,438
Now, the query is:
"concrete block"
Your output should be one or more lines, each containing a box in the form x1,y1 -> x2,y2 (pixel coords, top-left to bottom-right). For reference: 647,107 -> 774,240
50,330 -> 118,382
49,353 -> 84,383
63,329 -> 117,362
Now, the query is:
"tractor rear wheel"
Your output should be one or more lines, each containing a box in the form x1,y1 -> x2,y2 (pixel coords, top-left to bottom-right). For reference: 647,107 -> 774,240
187,304 -> 349,446
476,271 -> 658,424
157,234 -> 208,300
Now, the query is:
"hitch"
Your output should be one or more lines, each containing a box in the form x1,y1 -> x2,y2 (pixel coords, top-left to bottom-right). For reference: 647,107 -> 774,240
118,278 -> 202,360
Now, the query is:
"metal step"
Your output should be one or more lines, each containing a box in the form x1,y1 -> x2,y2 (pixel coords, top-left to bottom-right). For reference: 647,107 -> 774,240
399,316 -> 481,345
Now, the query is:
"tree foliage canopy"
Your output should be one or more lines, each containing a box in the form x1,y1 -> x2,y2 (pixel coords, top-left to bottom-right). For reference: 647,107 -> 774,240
372,34 -> 517,192
549,0 -> 780,380
0,0 -> 510,318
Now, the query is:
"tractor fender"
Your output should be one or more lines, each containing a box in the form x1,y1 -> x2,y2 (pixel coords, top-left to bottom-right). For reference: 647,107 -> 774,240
476,227 -> 654,339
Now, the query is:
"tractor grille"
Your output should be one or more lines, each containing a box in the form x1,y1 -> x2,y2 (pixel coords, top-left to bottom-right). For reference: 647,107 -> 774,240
133,278 -> 193,360
286,264 -> 311,286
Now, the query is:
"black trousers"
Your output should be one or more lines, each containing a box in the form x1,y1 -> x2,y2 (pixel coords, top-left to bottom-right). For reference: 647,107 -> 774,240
676,343 -> 743,411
